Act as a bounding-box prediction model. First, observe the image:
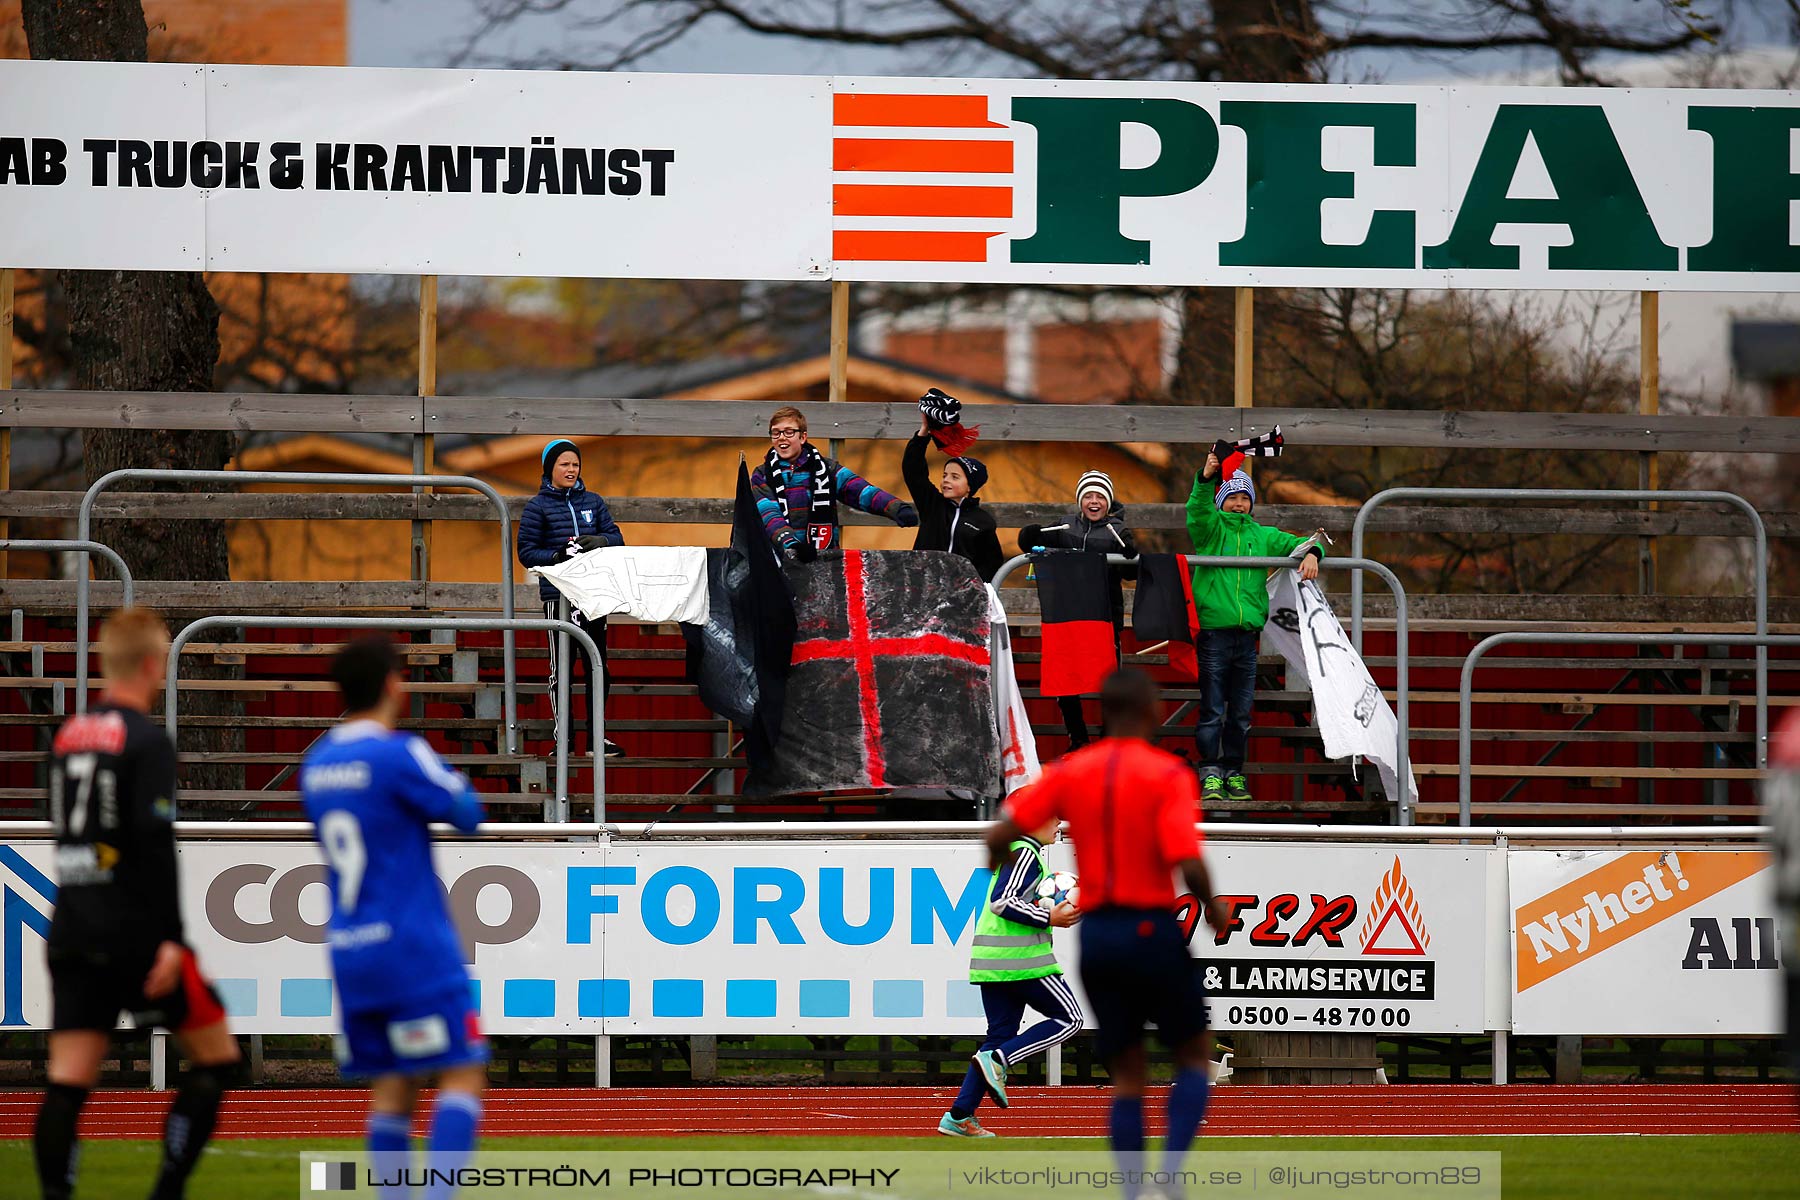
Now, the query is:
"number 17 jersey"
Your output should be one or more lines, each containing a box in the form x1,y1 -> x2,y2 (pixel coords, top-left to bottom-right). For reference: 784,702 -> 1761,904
301,720 -> 485,1014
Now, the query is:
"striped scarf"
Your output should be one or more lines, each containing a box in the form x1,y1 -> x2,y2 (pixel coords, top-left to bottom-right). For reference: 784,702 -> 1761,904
1214,425 -> 1284,480
763,443 -> 837,532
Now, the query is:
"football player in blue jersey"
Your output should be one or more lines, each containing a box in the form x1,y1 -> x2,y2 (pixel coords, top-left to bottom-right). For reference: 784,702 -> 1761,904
302,637 -> 487,1197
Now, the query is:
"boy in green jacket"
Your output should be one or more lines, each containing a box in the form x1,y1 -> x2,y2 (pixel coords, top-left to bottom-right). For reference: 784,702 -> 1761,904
1186,451 -> 1322,803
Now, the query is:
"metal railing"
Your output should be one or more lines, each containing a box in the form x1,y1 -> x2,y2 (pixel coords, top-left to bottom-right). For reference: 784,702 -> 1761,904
167,615 -> 605,823
0,820 -> 1766,843
1349,487 -> 1769,766
78,469 -> 520,751
991,551 -> 1416,823
0,539 -> 133,606
1457,631 -> 1800,823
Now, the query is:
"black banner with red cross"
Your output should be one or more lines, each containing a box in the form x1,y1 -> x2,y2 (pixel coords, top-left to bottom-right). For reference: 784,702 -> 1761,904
747,550 -> 999,796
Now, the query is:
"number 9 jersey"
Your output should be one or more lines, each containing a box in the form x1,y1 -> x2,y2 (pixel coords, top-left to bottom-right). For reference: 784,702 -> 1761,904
301,721 -> 485,1015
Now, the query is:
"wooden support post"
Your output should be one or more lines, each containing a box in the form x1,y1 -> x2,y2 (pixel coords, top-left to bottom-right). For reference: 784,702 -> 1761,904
1,267 -> 14,581
1638,291 -> 1659,595
1234,286 -> 1254,410
1637,291 -> 1660,807
827,280 -> 850,461
413,276 -> 439,590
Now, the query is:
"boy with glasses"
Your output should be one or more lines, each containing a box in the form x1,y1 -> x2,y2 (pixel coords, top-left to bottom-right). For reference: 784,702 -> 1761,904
751,406 -> 917,563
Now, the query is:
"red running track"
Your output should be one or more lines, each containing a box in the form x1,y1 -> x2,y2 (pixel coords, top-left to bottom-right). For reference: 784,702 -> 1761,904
0,1085 -> 1794,1140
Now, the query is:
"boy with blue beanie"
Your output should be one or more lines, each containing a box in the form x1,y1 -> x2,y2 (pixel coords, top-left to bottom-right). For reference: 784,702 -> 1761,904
1186,447 -> 1321,803
518,439 -> 625,759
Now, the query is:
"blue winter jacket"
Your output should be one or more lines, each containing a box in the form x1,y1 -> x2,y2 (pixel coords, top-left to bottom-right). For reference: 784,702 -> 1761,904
518,479 -> 624,602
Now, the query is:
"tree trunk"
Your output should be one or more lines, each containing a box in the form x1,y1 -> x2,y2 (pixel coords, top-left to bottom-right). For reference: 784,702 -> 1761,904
25,0 -> 243,799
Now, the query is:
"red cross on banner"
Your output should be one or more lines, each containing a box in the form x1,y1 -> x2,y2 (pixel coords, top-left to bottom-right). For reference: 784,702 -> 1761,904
749,550 -> 1000,796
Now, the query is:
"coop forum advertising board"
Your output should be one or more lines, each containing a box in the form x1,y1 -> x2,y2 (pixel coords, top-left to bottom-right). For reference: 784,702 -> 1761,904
0,840 -> 1498,1037
0,59 -> 1796,291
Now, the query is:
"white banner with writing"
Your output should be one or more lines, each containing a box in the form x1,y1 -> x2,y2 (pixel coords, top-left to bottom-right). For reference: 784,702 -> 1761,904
1510,849 -> 1782,1035
1263,571 -> 1417,809
0,838 -> 1490,1037
1,61 -> 1795,290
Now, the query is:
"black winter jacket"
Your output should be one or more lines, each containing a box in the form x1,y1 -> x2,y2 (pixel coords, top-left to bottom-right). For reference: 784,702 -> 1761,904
1019,504 -> 1138,628
518,479 -> 624,602
902,434 -> 1004,581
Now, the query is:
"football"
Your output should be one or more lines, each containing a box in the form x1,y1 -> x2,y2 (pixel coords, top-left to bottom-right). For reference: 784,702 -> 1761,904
1035,870 -> 1079,911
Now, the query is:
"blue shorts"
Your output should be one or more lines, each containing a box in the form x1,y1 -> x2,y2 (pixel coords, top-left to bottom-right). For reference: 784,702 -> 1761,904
335,984 -> 489,1081
1077,907 -> 1209,1063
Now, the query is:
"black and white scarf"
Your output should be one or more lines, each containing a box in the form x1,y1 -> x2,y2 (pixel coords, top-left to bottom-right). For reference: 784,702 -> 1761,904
763,443 -> 837,531
1212,424 -> 1284,480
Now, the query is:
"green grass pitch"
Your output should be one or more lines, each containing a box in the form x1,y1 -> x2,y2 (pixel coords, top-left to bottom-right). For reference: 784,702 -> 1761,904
2,1134 -> 1796,1199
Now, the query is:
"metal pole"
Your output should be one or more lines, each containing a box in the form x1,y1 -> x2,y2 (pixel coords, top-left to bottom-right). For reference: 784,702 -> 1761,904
995,551 -> 1411,822
1492,1031 -> 1508,1087
1350,488 -> 1768,765
556,596 -> 571,824
0,818 -> 1768,843
165,615 -> 600,821
80,469 -> 519,753
16,538 -> 135,715
0,541 -> 133,605
1457,631 -> 1800,822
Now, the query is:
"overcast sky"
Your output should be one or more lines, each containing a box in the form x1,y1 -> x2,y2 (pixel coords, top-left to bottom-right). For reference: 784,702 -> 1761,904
349,0 -> 1793,83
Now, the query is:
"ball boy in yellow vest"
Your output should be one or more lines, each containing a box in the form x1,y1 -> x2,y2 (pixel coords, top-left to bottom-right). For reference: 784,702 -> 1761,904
939,818 -> 1083,1137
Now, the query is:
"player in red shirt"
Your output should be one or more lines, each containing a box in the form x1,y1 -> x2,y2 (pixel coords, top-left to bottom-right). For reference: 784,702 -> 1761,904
990,669 -> 1224,1184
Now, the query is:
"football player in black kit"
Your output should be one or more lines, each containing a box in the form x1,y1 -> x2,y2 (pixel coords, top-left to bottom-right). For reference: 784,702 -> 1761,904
35,608 -> 240,1200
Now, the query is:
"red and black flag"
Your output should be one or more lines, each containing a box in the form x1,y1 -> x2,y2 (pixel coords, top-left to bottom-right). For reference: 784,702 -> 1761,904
1034,551 -> 1117,697
1212,425 -> 1284,481
748,550 -> 998,795
683,461 -> 797,769
1132,553 -> 1202,679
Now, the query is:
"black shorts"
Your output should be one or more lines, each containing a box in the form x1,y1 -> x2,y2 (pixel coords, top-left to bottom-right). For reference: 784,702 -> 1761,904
49,945 -> 226,1035
1077,907 -> 1209,1062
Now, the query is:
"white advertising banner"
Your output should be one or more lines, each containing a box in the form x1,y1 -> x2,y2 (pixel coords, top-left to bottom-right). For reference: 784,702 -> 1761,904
0,838 -> 1491,1037
1510,849 -> 1783,1035
0,61 -> 830,279
1,61 -> 1795,291
1161,844 -> 1490,1035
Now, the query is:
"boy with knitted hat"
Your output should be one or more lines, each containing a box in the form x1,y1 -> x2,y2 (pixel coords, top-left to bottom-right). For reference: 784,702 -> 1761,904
1020,470 -> 1137,749
904,389 -> 1003,580
1187,448 -> 1321,803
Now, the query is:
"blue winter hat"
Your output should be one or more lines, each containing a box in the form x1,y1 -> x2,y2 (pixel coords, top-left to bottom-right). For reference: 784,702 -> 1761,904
950,455 -> 988,495
541,439 -> 581,477
1215,469 -> 1256,511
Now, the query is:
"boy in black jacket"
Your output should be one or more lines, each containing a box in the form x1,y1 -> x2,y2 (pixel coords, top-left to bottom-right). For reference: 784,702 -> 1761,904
1019,471 -> 1138,747
517,438 -> 625,759
904,391 -> 1003,581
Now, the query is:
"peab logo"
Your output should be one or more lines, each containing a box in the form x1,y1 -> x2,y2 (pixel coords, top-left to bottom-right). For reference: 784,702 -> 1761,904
0,846 -> 54,1028
831,89 -> 1799,275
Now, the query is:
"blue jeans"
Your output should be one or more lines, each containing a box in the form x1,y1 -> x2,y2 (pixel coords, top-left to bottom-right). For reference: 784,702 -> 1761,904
1194,627 -> 1258,776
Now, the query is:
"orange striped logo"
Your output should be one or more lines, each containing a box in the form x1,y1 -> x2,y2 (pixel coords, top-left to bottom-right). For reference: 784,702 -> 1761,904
831,92 -> 1014,263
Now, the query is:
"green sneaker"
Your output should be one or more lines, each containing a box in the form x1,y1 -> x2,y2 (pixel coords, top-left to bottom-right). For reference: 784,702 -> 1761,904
973,1049 -> 1010,1108
1201,774 -> 1225,803
1225,773 -> 1252,802
938,1111 -> 995,1138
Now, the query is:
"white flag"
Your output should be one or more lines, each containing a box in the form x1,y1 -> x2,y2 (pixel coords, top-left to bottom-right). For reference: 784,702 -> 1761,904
986,585 -> 1041,794
531,546 -> 710,625
1263,569 -> 1418,808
